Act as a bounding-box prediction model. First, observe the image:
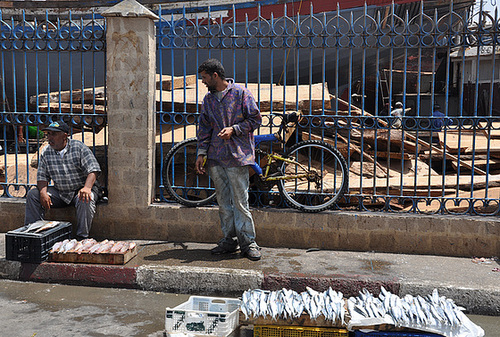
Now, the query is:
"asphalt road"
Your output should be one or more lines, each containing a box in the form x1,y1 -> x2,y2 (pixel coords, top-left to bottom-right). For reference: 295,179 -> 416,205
0,279 -> 498,337
0,279 -> 189,337
0,279 -> 255,337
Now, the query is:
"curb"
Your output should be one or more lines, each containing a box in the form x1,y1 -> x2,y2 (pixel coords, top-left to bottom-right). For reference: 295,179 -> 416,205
398,281 -> 500,316
137,265 -> 263,296
1,258 -> 500,316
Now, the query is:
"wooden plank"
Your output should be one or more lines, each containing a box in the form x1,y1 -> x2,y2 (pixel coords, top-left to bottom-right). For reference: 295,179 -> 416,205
336,133 -> 389,175
362,129 -> 419,153
404,131 -> 486,175
351,186 -> 458,197
321,108 -> 482,176
450,158 -> 500,170
348,174 -> 500,192
32,74 -> 196,104
464,146 -> 500,154
437,130 -> 497,153
349,187 -> 456,197
156,74 -> 197,91
479,122 -> 500,138
329,95 -> 363,115
349,161 -> 390,178
49,245 -> 137,265
301,132 -> 352,159
38,103 -> 106,114
156,80 -> 330,113
365,150 -> 412,160
30,86 -> 105,105
347,111 -> 487,175
254,82 -> 331,112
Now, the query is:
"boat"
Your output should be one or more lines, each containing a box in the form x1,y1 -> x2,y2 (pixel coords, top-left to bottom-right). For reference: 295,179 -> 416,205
154,0 -> 476,110
155,0 -> 476,22
0,0 -> 476,115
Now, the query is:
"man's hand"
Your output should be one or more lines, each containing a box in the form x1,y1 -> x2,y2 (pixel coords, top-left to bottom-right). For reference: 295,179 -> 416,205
37,181 -> 51,210
78,186 -> 93,203
78,172 -> 98,203
195,155 -> 206,175
40,191 -> 52,210
217,126 -> 234,140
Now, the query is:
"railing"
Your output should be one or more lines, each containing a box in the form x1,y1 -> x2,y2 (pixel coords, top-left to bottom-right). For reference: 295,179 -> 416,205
156,0 -> 500,215
0,1 -> 498,217
0,10 -> 107,198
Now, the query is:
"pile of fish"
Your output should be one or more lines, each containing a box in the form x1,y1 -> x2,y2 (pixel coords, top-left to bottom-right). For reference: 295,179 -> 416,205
240,287 -> 346,324
348,287 -> 465,326
50,239 -> 136,254
240,287 -> 484,337
347,287 -> 484,337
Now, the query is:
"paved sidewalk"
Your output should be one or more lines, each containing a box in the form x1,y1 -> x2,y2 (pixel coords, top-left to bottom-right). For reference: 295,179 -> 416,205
0,233 -> 499,315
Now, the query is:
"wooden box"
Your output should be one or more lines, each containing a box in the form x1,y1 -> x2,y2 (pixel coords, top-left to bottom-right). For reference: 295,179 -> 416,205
49,245 -> 137,265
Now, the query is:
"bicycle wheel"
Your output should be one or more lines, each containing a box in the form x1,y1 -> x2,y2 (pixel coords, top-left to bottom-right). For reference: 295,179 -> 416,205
163,137 -> 216,207
277,140 -> 348,212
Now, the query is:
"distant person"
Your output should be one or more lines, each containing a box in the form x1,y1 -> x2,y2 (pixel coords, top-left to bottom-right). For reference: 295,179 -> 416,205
24,121 -> 101,240
390,102 -> 404,128
377,102 -> 391,125
380,103 -> 391,116
431,104 -> 453,131
195,59 -> 263,261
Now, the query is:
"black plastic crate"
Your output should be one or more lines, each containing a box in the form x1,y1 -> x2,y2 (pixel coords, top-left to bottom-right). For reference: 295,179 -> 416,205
6,221 -> 72,263
353,331 -> 443,337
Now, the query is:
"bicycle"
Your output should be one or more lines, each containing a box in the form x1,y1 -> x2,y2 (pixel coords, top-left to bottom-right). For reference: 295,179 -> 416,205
162,112 -> 348,212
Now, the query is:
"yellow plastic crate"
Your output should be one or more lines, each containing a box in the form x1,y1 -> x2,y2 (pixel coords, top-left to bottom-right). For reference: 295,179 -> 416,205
254,325 -> 348,337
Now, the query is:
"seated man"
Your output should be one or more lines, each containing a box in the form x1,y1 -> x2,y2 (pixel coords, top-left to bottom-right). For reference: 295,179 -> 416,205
24,121 -> 101,240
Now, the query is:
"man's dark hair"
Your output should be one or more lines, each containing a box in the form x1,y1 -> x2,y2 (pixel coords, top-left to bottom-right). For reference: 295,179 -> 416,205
434,103 -> 441,111
198,58 -> 225,80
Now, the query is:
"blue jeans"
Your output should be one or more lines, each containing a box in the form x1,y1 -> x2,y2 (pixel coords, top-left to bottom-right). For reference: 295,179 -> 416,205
25,186 -> 97,238
208,165 -> 258,253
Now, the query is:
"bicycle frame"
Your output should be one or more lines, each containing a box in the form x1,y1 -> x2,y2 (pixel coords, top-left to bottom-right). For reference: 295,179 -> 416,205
252,131 -> 318,184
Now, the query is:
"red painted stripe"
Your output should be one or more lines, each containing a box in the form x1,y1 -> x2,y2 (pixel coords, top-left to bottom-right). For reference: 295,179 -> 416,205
20,262 -> 137,288
261,273 -> 400,298
231,0 -> 420,22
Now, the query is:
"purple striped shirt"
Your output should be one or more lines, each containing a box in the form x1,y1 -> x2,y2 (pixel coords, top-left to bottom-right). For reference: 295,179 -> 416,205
197,79 -> 262,167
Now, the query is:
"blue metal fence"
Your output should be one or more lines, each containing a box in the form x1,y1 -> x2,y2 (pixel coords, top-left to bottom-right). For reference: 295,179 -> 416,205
0,10 -> 107,198
0,1 -> 498,216
156,1 -> 500,215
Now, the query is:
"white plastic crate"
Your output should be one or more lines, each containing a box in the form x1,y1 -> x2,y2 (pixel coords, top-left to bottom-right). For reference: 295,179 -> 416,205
165,296 -> 241,337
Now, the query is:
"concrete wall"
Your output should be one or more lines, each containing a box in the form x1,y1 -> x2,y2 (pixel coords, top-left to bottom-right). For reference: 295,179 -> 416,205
1,196 -> 499,258
0,0 -> 499,258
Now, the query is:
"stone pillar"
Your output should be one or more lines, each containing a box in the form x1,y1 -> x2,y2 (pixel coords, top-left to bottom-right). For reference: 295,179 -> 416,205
101,0 -> 158,209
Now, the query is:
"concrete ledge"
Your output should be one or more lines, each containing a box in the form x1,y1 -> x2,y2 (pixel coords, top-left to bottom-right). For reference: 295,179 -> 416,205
136,265 -> 263,296
2,199 -> 500,257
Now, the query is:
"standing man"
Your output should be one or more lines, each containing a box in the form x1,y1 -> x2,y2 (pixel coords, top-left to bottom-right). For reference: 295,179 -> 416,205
390,102 -> 404,128
25,120 -> 101,240
195,58 -> 262,261
431,103 -> 453,131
